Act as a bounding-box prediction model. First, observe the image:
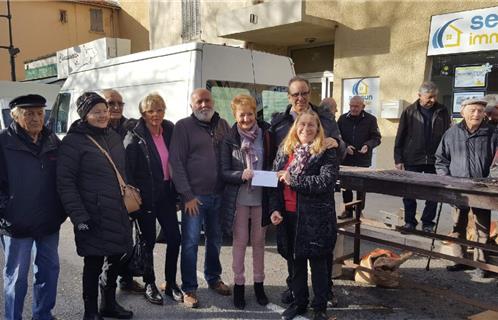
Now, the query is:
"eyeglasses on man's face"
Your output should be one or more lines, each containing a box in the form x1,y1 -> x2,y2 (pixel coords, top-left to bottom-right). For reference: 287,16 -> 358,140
289,91 -> 310,98
107,100 -> 125,108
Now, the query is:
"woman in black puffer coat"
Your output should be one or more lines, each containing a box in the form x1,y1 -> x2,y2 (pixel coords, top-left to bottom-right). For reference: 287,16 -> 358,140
269,109 -> 338,320
57,92 -> 133,320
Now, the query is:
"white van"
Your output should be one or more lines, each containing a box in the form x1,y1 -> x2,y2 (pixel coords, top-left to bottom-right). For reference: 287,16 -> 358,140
49,42 -> 295,136
0,81 -> 61,129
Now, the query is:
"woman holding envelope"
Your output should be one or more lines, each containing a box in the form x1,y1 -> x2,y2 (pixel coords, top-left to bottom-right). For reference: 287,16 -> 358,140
269,109 -> 338,320
220,94 -> 273,309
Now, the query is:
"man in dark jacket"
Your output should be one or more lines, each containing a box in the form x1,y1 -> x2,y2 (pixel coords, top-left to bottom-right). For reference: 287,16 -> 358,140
337,96 -> 381,219
269,76 -> 344,307
169,88 -> 231,308
102,88 -> 144,294
0,94 -> 65,320
394,81 -> 451,233
435,98 -> 498,277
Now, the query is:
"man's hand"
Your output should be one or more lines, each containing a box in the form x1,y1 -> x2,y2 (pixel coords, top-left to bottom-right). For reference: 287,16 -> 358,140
324,137 -> 339,149
241,169 -> 254,181
346,145 -> 355,155
395,163 -> 405,170
358,145 -> 368,154
185,198 -> 202,216
277,170 -> 291,185
270,211 -> 283,225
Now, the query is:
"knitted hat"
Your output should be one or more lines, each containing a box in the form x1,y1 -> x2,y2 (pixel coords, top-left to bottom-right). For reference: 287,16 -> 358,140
76,92 -> 107,119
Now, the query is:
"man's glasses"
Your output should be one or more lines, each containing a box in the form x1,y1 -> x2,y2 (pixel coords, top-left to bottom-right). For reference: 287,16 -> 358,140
107,100 -> 125,108
289,91 -> 310,98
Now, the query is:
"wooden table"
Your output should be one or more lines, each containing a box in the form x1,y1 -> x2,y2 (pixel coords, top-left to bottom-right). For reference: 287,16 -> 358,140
337,166 -> 498,274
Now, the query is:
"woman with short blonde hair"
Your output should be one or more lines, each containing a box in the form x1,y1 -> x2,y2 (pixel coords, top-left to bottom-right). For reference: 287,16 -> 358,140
124,92 -> 182,305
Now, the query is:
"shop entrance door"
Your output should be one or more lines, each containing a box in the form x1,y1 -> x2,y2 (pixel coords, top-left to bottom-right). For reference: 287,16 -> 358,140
298,71 -> 334,106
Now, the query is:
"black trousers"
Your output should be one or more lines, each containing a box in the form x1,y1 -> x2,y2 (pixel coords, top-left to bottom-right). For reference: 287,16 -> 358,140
293,256 -> 328,311
83,255 -> 120,313
282,212 -> 328,310
402,164 -> 438,226
283,212 -> 297,289
137,181 -> 181,284
118,220 -> 134,284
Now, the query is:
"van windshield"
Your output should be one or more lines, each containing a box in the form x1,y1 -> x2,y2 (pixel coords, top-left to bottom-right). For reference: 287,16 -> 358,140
206,80 -> 288,125
48,92 -> 71,134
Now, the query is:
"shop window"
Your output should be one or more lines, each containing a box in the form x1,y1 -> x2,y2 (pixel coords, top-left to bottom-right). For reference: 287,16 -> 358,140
90,8 -> 104,33
431,51 -> 498,118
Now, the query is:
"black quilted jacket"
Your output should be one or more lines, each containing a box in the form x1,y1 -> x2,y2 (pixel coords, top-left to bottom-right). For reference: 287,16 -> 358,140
57,120 -> 132,257
269,147 -> 338,259
220,121 -> 273,237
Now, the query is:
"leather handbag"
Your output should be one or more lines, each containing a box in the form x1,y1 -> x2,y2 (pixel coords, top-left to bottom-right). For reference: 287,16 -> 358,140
86,135 -> 142,213
126,220 -> 146,276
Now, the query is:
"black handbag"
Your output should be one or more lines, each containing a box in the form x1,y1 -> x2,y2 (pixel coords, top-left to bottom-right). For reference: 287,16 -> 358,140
126,220 -> 146,277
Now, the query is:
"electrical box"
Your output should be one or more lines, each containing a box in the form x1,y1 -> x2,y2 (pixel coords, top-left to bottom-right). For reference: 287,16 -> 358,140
381,100 -> 404,119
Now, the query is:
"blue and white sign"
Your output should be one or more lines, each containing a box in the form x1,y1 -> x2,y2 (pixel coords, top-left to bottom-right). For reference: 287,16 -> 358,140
342,77 -> 380,116
428,6 -> 498,56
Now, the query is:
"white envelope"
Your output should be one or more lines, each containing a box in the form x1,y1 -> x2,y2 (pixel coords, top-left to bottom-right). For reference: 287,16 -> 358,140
251,170 -> 278,188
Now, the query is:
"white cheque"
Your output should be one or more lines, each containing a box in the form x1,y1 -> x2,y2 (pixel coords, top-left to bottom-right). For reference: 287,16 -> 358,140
251,170 -> 278,188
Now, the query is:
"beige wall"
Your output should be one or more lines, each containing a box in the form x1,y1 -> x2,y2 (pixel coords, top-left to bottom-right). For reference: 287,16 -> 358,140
150,0 -> 251,49
0,0 -> 119,81
305,0 -> 498,169
118,0 -> 150,53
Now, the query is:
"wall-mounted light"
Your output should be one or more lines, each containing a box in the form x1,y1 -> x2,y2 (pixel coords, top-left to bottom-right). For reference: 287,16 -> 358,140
304,37 -> 317,44
250,13 -> 258,24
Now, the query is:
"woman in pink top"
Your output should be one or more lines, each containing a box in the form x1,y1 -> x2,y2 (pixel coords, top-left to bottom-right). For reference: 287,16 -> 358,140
123,93 -> 182,305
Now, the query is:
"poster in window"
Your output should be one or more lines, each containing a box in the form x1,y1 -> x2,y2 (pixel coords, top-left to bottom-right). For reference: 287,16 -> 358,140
452,91 -> 484,113
454,63 -> 492,88
342,77 -> 380,116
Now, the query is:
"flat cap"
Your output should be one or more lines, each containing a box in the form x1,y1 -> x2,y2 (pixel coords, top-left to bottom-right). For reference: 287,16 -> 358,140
9,94 -> 47,109
461,98 -> 488,108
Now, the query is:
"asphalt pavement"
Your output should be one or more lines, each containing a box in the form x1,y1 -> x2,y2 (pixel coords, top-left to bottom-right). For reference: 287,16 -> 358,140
1,193 -> 497,320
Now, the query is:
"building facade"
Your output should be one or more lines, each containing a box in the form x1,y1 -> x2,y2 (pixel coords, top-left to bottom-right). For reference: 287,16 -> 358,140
0,0 -> 150,82
149,0 -> 498,168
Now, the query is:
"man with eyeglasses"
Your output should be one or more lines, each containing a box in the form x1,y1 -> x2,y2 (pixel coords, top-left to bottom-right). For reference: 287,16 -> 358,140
269,76 -> 344,309
100,89 -> 143,295
102,89 -> 137,139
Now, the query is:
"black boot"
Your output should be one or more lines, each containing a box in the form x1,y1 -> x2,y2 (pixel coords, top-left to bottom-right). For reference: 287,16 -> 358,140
254,282 -> 269,306
83,314 -> 104,320
233,284 -> 245,309
83,296 -> 103,320
99,285 -> 133,319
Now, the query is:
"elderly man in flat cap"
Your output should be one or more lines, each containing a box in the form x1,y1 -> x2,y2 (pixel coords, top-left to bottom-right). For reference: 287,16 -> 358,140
435,98 -> 498,278
0,94 -> 66,320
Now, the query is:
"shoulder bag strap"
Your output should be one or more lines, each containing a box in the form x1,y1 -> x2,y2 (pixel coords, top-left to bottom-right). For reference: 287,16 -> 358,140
86,134 -> 125,195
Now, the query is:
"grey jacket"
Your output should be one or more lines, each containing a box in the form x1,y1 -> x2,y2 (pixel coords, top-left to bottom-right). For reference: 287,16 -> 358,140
435,121 -> 498,178
169,113 -> 230,202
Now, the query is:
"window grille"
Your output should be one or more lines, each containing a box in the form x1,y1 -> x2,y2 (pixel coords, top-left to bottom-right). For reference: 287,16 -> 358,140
181,0 -> 201,41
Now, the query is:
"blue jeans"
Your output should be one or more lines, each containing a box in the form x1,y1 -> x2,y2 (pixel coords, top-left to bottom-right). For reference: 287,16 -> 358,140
181,194 -> 222,293
1,232 -> 60,320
